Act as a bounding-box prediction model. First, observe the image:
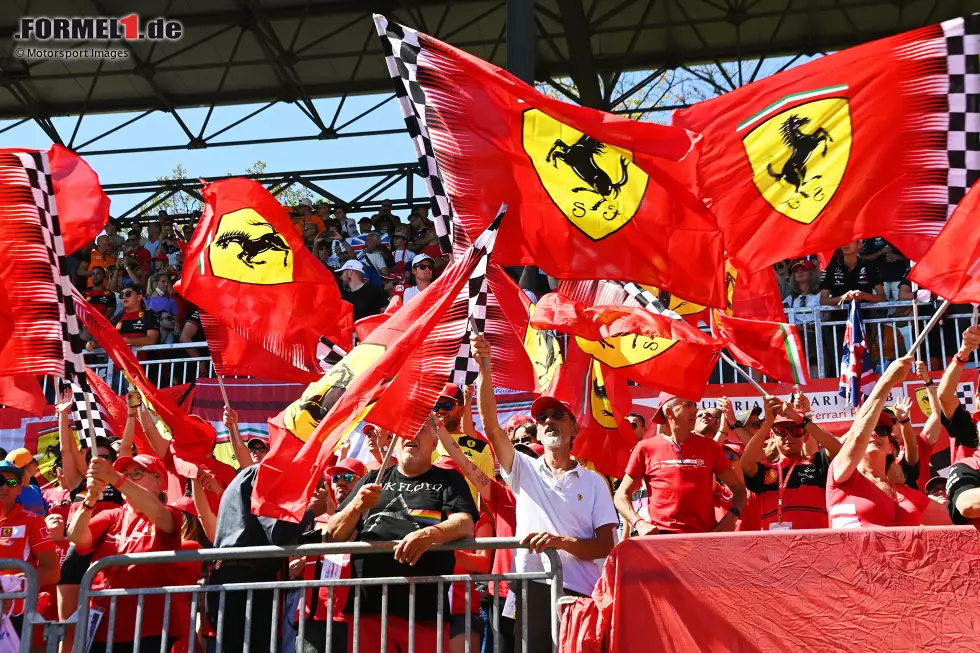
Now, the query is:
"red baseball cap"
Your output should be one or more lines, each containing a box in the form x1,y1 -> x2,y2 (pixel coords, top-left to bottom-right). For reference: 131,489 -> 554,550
326,457 -> 368,479
172,494 -> 198,517
651,391 -> 680,425
790,259 -> 815,273
773,416 -> 803,429
530,395 -> 574,421
113,454 -> 167,479
877,411 -> 896,429
439,383 -> 464,404
515,443 -> 545,458
721,440 -> 744,456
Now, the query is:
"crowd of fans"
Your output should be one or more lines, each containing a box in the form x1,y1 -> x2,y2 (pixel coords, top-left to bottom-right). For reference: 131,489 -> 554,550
5,320 -> 980,652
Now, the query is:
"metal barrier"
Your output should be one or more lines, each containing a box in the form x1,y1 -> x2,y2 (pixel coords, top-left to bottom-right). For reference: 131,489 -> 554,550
709,300 -> 980,384
0,559 -> 41,653
66,538 -> 563,653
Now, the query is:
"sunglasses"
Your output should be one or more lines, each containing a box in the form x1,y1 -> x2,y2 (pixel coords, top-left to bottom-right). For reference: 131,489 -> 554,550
415,264 -> 433,271
121,290 -> 137,298
332,473 -> 356,484
433,400 -> 456,412
774,427 -> 805,439
725,451 -> 739,462
1,478 -> 18,488
748,420 -> 762,430
535,409 -> 566,423
249,445 -> 268,453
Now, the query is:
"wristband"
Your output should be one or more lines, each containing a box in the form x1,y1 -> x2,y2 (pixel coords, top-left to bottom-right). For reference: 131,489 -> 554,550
954,354 -> 970,365
798,415 -> 812,429
82,500 -> 96,510
728,506 -> 742,518
923,380 -> 935,387
898,418 -> 911,424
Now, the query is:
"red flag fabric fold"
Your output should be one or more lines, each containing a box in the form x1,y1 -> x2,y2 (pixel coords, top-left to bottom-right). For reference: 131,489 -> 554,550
253,220 -> 501,521
73,289 -> 216,471
375,16 -> 726,307
201,312 -> 321,385
48,145 -> 110,256
175,178 -> 354,372
909,180 -> 980,304
0,376 -> 46,417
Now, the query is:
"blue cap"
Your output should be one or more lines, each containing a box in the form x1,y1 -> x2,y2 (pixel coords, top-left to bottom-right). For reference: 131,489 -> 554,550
0,461 -> 24,479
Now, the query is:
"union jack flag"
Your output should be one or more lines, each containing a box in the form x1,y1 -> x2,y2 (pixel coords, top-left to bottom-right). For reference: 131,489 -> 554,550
839,300 -> 874,407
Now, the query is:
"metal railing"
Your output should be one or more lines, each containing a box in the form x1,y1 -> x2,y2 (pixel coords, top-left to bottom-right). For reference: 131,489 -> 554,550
0,559 -> 41,653
64,538 -> 563,653
708,300 -> 980,384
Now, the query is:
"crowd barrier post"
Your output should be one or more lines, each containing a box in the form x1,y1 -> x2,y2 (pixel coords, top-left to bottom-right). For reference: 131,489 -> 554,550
0,559 -> 41,653
812,306 -> 826,379
71,538 -> 564,653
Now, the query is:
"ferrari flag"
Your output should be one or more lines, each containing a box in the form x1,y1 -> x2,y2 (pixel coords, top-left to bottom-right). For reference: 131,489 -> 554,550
909,180 -> 980,304
374,15 -> 727,307
176,178 -> 354,372
673,13 -> 980,272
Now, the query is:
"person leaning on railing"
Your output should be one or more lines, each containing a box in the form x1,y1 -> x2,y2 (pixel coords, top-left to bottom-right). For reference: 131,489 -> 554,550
324,418 -> 478,652
471,333 -> 618,653
67,454 -> 182,652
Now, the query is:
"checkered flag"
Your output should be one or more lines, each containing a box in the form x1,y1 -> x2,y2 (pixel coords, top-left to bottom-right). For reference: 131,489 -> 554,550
616,281 -> 684,320
450,205 -> 506,387
60,378 -> 112,443
374,14 -> 454,254
956,382 -> 976,412
941,14 -> 980,215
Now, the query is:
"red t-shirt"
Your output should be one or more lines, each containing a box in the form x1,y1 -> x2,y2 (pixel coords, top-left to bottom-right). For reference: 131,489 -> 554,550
450,512 -> 492,615
80,504 -> 184,642
0,505 -> 56,615
483,479 -> 516,597
713,484 -> 762,531
299,554 -> 352,623
625,433 -> 732,533
827,469 -> 932,529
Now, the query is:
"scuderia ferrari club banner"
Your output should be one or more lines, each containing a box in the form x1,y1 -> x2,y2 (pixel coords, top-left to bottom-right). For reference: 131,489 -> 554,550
673,12 -> 980,272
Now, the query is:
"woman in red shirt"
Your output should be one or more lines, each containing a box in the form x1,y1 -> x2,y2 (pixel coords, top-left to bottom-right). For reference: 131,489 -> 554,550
67,454 -> 183,652
827,356 -> 934,529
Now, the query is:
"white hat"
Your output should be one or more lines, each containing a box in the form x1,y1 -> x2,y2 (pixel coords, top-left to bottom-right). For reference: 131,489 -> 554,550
338,260 -> 364,273
412,253 -> 434,268
297,199 -> 313,209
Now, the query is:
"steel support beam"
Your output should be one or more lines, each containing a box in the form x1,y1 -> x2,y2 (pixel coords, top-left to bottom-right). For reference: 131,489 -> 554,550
506,0 -> 535,83
555,0 -> 604,109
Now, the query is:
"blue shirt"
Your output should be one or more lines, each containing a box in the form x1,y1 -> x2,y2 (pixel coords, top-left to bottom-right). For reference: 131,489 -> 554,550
17,484 -> 47,516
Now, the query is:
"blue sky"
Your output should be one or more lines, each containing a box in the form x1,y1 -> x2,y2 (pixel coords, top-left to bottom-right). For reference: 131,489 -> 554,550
0,92 -> 418,215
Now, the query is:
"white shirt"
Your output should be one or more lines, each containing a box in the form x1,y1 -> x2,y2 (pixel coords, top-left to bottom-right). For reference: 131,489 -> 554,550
783,293 -> 822,325
144,238 -> 161,257
502,451 -> 619,595
402,285 -> 421,303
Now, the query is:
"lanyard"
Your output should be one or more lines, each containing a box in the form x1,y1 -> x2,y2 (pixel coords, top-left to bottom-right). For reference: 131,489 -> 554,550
775,458 -> 799,525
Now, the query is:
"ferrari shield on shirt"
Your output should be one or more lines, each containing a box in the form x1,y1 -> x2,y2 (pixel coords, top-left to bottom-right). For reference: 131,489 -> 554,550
744,451 -> 831,530
625,433 -> 732,533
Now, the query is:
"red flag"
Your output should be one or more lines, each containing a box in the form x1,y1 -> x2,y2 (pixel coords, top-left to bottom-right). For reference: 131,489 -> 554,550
48,145 -> 110,256
909,180 -> 980,304
673,17 -> 973,272
84,366 -> 158,454
0,376 -> 46,417
201,312 -> 320,385
532,293 -> 722,400
548,339 -> 636,479
253,219 -> 501,521
712,311 -> 809,385
375,17 -> 726,308
175,178 -> 354,372
483,265 -> 541,392
73,289 -> 216,472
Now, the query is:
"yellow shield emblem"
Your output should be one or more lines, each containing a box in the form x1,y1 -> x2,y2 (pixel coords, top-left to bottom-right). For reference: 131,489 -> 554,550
284,343 -> 386,441
589,361 -> 618,429
207,208 -> 294,285
522,109 -> 649,241
576,334 -> 675,369
915,387 -> 933,419
523,303 -> 563,390
740,92 -> 851,225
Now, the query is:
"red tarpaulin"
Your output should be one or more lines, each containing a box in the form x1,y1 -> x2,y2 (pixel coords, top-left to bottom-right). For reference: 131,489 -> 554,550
563,527 -> 980,653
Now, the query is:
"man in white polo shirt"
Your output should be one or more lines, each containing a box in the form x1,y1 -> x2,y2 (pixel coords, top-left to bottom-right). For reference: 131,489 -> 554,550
471,334 -> 618,653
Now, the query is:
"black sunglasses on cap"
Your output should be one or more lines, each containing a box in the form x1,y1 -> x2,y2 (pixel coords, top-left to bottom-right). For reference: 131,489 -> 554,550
535,408 -> 566,423
415,263 -> 434,271
433,400 -> 456,412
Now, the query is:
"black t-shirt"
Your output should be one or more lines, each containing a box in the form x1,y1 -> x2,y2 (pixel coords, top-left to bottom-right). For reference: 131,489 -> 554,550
341,465 -> 479,621
744,450 -> 831,525
85,288 -> 117,316
940,403 -> 979,462
341,283 -> 388,321
946,458 -> 980,525
862,238 -> 909,282
819,257 -> 882,298
114,309 -> 160,338
900,457 -> 921,490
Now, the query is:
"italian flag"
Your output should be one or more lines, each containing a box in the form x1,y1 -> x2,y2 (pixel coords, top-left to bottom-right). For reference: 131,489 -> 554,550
712,310 -> 809,385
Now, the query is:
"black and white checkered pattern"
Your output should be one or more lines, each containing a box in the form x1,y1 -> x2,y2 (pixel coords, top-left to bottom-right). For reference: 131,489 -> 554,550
20,151 -> 101,447
374,14 -> 454,255
450,204 -> 506,387
616,281 -> 684,320
942,14 -> 980,213
956,382 -> 976,412
62,379 -> 112,442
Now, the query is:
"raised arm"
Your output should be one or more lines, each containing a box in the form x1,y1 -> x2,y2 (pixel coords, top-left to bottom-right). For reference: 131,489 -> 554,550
915,361 -> 942,446
782,398 -> 842,460
56,389 -> 85,492
432,417 -> 493,504
224,406 -> 252,469
470,333 -> 515,475
460,385 -> 481,440
832,356 -> 913,484
892,396 -> 918,466
939,326 -> 980,418
138,406 -> 171,459
117,391 -> 141,457
191,477 -> 217,542
90,458 -> 176,535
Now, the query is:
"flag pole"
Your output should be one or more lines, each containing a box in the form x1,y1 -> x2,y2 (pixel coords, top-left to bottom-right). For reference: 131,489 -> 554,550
377,431 -> 397,472
973,304 -> 978,327
904,300 -> 951,357
215,374 -> 231,408
911,282 -> 921,362
720,352 -> 768,396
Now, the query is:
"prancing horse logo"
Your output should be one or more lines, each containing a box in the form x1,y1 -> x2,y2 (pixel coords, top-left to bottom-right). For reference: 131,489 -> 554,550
765,115 -> 833,198
547,136 -> 629,212
215,220 -> 290,269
